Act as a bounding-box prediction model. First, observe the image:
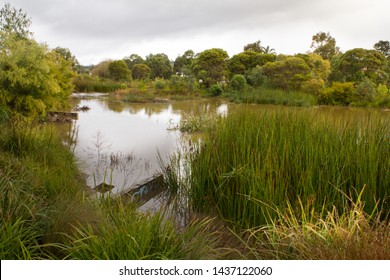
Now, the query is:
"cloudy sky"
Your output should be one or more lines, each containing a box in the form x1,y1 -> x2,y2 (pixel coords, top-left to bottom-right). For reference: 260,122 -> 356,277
3,0 -> 390,65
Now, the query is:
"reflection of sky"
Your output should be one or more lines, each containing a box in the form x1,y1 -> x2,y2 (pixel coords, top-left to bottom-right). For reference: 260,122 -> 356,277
71,97 -> 228,193
73,99 -> 182,192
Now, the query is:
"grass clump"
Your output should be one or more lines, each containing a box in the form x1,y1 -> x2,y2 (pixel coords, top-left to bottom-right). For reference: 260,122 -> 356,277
241,189 -> 389,259
186,107 -> 389,229
224,86 -> 317,107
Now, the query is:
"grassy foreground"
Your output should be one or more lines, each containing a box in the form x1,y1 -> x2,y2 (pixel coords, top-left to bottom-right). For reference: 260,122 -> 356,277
169,106 -> 390,259
1,106 -> 389,260
0,120 -> 219,260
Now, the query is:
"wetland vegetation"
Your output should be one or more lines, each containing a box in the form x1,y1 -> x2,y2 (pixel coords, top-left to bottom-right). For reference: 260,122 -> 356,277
1,3 -> 389,260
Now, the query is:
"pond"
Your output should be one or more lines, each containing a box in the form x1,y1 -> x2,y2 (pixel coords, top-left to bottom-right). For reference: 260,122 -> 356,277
68,94 -> 228,202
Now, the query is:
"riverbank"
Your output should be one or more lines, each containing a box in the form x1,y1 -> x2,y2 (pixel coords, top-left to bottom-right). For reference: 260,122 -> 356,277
1,103 -> 389,259
0,119 -> 222,259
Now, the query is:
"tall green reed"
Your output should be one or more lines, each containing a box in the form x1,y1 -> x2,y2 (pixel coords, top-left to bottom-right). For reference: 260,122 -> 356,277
187,107 -> 389,228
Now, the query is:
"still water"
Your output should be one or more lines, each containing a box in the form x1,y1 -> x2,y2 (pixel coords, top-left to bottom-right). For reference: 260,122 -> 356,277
70,94 -> 228,196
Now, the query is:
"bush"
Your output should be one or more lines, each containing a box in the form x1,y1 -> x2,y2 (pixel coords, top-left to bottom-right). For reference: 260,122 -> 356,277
354,78 -> 377,103
245,66 -> 266,87
209,84 -> 223,96
321,82 -> 355,105
153,79 -> 166,92
230,74 -> 247,91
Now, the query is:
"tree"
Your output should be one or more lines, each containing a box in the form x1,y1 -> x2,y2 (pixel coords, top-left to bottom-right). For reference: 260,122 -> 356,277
53,47 -> 80,72
262,56 -> 311,90
173,50 -> 195,76
132,63 -> 151,80
330,48 -> 388,85
0,3 -> 32,38
244,40 -> 263,53
228,51 -> 275,77
310,31 -> 340,60
193,48 -> 229,87
230,74 -> 247,91
124,54 -> 144,70
145,53 -> 173,79
0,32 -> 75,117
374,40 -> 390,59
91,60 -> 111,79
108,60 -> 131,81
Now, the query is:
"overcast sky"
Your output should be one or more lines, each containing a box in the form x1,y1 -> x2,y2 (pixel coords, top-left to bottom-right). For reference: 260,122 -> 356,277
3,0 -> 390,65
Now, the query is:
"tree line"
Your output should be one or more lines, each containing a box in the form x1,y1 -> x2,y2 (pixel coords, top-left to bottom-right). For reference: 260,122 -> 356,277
1,2 -> 390,121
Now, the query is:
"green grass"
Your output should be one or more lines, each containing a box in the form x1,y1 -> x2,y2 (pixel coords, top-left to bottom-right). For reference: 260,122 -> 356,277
181,106 -> 389,229
0,120 -> 219,259
224,86 -> 318,107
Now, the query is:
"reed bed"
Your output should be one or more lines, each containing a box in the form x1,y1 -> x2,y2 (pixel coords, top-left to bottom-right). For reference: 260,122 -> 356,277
187,106 -> 389,229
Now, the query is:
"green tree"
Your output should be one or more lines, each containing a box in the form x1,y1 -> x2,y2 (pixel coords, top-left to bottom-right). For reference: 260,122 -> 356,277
108,60 -> 131,81
243,40 -> 263,53
193,48 -> 229,87
0,32 -> 75,117
262,56 -> 311,90
0,3 -> 32,38
145,53 -> 173,79
124,54 -> 144,70
132,63 -> 151,80
230,74 -> 247,91
173,50 -> 195,76
330,48 -> 388,85
228,51 -> 276,77
91,60 -> 111,79
53,46 -> 80,72
374,40 -> 390,59
310,31 -> 340,60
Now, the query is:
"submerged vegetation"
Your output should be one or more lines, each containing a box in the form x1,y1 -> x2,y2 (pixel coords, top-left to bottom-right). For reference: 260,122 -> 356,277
1,3 -> 389,260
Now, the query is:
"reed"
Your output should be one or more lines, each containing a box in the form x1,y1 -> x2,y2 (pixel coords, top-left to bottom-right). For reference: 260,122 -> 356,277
239,188 -> 390,259
224,87 -> 317,107
187,106 -> 389,229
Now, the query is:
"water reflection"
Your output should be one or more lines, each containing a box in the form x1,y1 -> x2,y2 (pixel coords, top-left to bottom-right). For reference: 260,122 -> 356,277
70,96 -> 227,195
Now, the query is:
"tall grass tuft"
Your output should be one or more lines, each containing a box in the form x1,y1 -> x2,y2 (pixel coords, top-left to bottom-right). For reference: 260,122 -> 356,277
61,196 -> 220,260
187,107 -> 389,229
224,87 -> 317,107
240,187 -> 390,259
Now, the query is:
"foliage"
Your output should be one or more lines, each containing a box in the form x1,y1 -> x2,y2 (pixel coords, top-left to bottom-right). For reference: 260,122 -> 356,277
310,31 -> 340,60
0,3 -> 32,38
153,78 -> 166,91
330,48 -> 388,85
262,56 -> 311,90
319,82 -> 355,105
145,53 -> 173,79
131,63 -> 151,80
169,75 -> 197,94
374,40 -> 390,59
194,48 -> 229,87
244,193 -> 390,259
209,84 -> 223,96
91,60 -> 111,79
53,47 -> 80,72
124,54 -> 144,70
0,32 -> 75,118
298,53 -> 331,81
245,66 -> 266,87
224,86 -> 317,107
184,107 -> 389,229
108,60 -> 131,81
173,50 -> 195,76
230,74 -> 247,91
73,74 -> 124,92
228,51 -> 275,77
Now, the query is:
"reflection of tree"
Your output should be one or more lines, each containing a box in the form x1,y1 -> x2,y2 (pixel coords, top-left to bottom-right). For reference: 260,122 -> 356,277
127,103 -> 169,116
171,100 -> 223,116
104,99 -> 125,113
